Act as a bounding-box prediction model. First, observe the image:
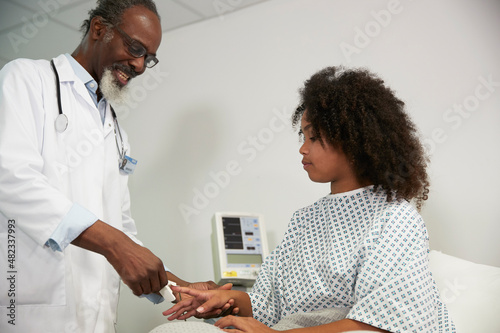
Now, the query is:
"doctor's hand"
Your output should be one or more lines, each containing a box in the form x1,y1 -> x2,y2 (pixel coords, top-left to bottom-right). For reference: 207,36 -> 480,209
72,220 -> 168,296
109,241 -> 167,296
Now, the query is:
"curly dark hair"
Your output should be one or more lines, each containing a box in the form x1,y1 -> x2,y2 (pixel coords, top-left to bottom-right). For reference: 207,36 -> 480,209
292,66 -> 429,210
80,0 -> 160,36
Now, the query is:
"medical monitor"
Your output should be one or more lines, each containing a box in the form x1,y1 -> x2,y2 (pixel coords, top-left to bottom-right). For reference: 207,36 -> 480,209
212,212 -> 269,287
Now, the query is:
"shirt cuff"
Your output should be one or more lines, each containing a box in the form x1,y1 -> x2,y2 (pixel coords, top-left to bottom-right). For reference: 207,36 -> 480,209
140,266 -> 171,304
141,293 -> 165,304
45,203 -> 98,252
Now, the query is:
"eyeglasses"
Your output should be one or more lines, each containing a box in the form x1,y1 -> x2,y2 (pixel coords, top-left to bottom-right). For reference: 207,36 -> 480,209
114,25 -> 159,68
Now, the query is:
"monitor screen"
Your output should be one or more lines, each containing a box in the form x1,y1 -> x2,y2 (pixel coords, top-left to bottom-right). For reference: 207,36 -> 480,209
227,253 -> 263,265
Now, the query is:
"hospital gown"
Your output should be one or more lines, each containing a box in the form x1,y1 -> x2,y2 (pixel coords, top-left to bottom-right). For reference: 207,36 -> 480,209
248,186 -> 455,332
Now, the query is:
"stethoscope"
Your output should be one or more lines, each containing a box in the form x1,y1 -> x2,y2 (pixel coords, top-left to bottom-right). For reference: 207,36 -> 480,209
50,59 -> 125,162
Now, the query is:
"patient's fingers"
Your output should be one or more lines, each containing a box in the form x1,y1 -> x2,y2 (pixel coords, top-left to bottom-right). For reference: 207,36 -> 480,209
195,296 -> 230,314
174,308 -> 198,321
162,298 -> 195,318
221,300 -> 233,312
164,286 -> 236,321
216,316 -> 272,332
162,300 -> 184,316
194,299 -> 235,319
164,306 -> 196,321
170,285 -> 204,297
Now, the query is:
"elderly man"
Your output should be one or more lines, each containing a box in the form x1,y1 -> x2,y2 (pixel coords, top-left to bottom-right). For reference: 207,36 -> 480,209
0,1 -> 223,332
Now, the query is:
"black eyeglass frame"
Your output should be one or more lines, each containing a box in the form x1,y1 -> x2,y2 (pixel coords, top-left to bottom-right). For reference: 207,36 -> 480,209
114,25 -> 159,68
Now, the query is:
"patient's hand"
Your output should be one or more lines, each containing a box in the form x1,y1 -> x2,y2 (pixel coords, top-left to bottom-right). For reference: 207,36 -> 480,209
164,285 -> 238,320
215,316 -> 274,332
186,282 -> 238,319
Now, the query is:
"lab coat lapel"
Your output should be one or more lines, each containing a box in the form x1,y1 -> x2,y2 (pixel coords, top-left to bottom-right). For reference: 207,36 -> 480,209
53,55 -> 119,138
52,55 -> 99,115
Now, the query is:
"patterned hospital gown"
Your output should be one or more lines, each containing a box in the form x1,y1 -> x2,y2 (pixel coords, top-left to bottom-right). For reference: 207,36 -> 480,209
248,186 -> 455,332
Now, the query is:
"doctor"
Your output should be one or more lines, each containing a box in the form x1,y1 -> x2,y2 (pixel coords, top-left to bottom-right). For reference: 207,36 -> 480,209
0,1 -> 225,332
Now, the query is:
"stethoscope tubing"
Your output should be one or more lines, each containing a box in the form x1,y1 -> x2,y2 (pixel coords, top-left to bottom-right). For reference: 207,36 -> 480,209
50,58 -> 124,159
51,59 -> 68,133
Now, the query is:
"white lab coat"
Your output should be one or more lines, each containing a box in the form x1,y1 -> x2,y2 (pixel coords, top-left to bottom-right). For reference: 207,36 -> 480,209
0,54 -> 140,332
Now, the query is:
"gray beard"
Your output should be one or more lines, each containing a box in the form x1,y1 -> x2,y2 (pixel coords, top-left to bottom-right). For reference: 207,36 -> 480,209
100,67 -> 130,105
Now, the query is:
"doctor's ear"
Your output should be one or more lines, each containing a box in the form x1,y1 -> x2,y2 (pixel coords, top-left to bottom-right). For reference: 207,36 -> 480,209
90,16 -> 111,41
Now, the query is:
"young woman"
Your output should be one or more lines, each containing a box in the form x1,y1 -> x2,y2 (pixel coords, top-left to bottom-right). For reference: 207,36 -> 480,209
162,66 -> 455,332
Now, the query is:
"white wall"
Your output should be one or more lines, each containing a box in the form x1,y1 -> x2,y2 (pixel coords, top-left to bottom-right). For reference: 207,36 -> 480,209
2,0 -> 499,331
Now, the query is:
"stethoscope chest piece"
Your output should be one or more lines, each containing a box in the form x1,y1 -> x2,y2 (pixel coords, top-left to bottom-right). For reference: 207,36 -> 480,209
51,59 -> 68,133
55,113 -> 68,133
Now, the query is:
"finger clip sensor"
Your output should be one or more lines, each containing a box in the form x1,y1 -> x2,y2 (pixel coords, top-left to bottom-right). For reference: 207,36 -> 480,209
159,281 -> 177,303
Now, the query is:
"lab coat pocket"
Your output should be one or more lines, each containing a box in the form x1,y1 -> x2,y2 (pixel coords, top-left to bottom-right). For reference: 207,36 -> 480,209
0,228 -> 66,306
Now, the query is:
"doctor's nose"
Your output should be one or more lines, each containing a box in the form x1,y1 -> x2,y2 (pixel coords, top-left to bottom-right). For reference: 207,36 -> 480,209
129,57 -> 145,75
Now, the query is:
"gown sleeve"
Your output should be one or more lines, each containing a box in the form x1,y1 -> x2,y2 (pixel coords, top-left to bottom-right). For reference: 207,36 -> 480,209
248,247 -> 281,326
346,201 -> 440,332
248,211 -> 303,326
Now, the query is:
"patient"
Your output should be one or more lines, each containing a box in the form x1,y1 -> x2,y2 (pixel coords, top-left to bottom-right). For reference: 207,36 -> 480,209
162,66 -> 456,332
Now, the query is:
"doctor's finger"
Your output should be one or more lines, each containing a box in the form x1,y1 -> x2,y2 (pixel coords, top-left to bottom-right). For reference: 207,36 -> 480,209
140,278 -> 153,295
149,270 -> 166,294
159,270 -> 168,289
124,279 -> 144,296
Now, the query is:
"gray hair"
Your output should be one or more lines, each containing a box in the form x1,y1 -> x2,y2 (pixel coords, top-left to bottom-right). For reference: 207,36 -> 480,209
80,0 -> 160,37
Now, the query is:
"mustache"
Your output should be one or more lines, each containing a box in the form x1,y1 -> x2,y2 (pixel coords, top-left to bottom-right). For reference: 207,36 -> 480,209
113,63 -> 138,79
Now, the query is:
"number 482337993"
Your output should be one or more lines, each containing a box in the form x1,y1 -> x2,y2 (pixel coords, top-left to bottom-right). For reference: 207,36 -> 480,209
7,219 -> 16,270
